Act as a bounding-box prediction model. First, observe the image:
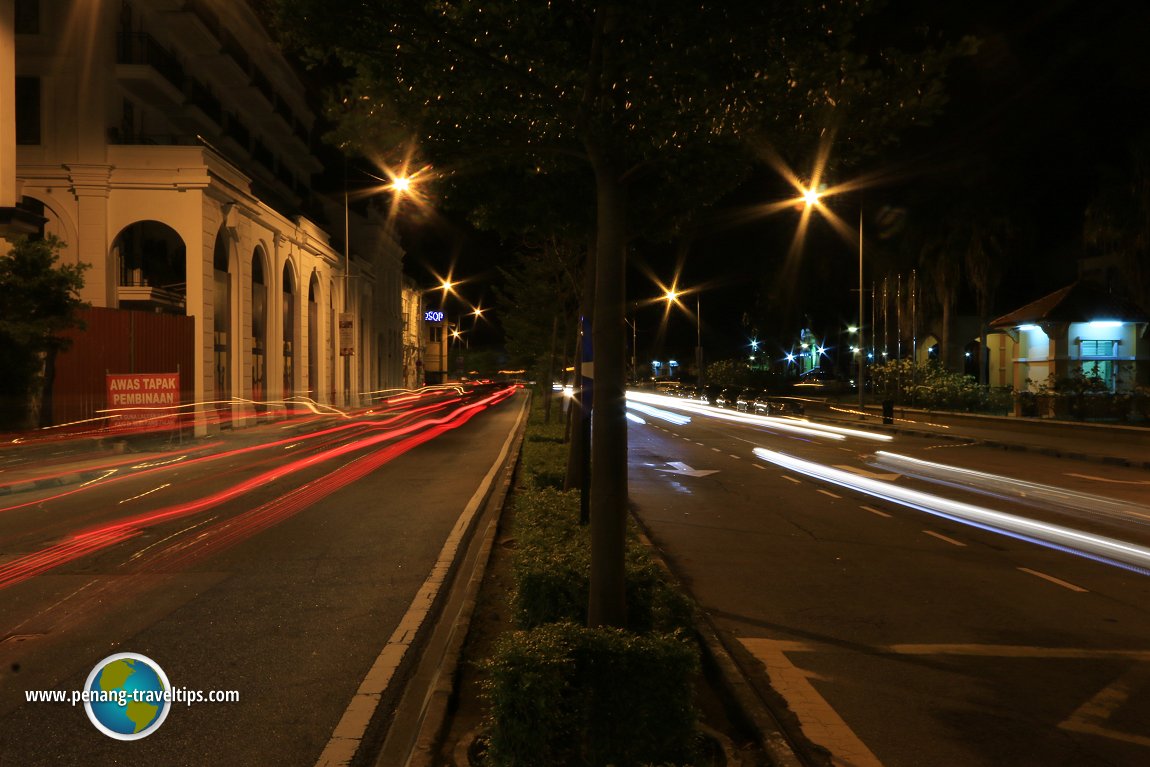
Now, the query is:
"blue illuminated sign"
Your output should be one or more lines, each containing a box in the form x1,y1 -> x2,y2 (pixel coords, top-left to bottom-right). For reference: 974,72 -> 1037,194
424,310 -> 445,322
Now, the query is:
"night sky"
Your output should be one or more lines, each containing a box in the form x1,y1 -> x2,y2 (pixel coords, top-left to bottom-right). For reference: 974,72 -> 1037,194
376,1 -> 1150,366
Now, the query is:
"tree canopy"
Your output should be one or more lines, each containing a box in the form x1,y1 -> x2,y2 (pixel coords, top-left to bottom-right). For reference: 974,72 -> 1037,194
0,236 -> 87,430
271,0 -> 973,627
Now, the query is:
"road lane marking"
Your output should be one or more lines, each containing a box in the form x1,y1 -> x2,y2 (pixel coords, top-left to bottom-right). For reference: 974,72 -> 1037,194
738,638 -> 884,767
1017,567 -> 1088,593
712,447 -> 722,452
751,638 -> 1150,754
729,454 -> 741,460
656,462 -> 719,478
860,505 -> 891,518
696,441 -> 705,446
753,463 -> 765,470
834,465 -> 900,481
817,489 -> 842,500
1060,663 -> 1150,748
782,475 -> 801,484
923,530 -> 966,547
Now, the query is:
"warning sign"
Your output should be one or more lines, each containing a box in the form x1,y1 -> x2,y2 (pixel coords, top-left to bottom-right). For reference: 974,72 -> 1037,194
105,373 -> 180,428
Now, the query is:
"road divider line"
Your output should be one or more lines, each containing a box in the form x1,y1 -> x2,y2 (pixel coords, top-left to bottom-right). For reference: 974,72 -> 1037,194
1017,567 -> 1088,593
782,475 -> 801,484
817,489 -> 842,500
729,454 -> 741,460
860,505 -> 891,518
923,530 -> 966,547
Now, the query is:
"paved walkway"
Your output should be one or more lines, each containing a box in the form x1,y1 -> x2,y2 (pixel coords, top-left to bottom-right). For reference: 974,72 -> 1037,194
799,399 -> 1150,470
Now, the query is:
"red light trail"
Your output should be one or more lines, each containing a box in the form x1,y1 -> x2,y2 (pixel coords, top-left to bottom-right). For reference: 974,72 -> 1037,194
0,386 -> 516,591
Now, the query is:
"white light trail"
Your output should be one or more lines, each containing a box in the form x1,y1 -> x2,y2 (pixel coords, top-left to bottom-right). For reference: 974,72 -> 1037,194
871,451 -> 1150,527
625,401 -> 691,425
627,391 -> 885,442
753,448 -> 1150,576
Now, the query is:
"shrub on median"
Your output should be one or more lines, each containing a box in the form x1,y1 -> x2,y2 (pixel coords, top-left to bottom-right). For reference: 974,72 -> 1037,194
510,488 -> 693,633
482,392 -> 701,766
484,621 -> 700,767
519,400 -> 570,490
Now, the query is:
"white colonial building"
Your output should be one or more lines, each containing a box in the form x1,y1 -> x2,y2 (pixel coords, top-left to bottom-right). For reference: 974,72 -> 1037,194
3,0 -> 415,431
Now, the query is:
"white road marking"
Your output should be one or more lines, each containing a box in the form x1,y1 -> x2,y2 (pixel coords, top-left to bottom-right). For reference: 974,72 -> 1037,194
1017,567 -> 1088,593
834,465 -> 900,481
656,462 -> 719,478
922,530 -> 966,547
738,638 -> 884,767
817,489 -> 842,500
860,505 -> 891,518
782,475 -> 801,484
754,639 -> 1150,754
1060,663 -> 1150,747
729,454 -> 741,460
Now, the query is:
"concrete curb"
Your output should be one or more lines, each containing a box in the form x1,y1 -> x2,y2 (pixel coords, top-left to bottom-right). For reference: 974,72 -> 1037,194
630,515 -> 805,767
392,394 -> 529,767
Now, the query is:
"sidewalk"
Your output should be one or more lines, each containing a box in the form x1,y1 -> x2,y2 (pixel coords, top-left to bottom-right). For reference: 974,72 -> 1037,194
801,399 -> 1150,470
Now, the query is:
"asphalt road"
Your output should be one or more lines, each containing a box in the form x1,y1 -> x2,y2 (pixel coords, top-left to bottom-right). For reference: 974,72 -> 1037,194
626,392 -> 1150,767
0,385 -> 525,767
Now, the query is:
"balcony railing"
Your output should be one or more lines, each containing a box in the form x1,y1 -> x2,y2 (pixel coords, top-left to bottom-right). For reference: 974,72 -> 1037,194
186,79 -> 223,126
117,32 -> 186,92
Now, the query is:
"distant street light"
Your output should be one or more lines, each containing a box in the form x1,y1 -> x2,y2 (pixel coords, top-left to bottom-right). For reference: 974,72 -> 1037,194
802,185 -> 866,410
662,287 -> 704,387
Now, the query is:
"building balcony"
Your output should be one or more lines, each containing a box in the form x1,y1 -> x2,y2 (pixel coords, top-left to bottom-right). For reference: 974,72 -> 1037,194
116,32 -> 187,109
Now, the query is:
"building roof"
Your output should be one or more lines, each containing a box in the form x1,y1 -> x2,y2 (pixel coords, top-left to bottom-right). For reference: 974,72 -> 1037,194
990,281 -> 1150,329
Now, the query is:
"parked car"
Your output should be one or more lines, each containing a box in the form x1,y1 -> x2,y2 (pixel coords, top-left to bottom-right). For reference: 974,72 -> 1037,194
735,388 -> 762,412
753,393 -> 805,416
701,385 -> 724,406
676,385 -> 700,401
714,387 -> 742,409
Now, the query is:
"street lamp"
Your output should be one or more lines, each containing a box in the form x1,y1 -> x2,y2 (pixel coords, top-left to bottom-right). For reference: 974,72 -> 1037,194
342,168 -> 421,402
662,288 -> 704,387
802,186 -> 866,411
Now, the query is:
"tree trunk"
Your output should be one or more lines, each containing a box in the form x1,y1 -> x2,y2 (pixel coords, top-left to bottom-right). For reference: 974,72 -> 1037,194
941,296 -> 953,372
565,241 -> 596,498
588,163 -> 628,629
544,313 -> 558,423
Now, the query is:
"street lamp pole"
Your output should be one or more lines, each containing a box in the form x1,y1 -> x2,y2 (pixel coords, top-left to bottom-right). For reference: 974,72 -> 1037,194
624,315 -> 637,383
858,205 -> 865,411
695,294 -> 703,388
343,188 -> 352,406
